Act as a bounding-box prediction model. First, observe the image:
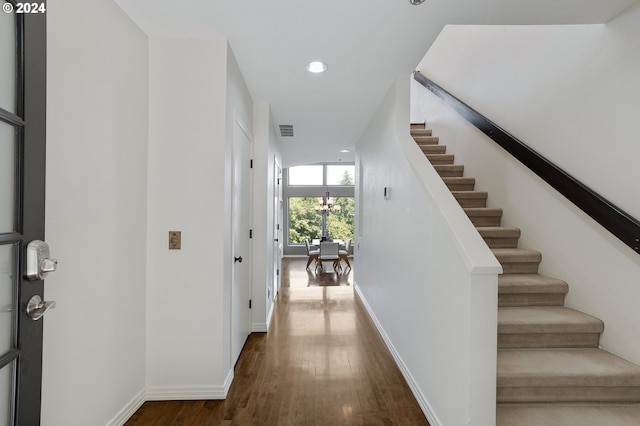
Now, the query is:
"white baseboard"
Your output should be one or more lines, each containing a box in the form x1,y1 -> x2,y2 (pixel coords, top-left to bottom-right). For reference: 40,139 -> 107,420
106,388 -> 146,426
146,369 -> 234,401
354,281 -> 441,426
251,323 -> 268,332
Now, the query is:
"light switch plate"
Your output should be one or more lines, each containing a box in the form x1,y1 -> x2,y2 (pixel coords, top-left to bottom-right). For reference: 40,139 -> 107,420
169,231 -> 181,250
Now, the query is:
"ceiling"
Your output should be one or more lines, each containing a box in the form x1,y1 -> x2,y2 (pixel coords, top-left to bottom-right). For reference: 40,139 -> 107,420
115,0 -> 638,168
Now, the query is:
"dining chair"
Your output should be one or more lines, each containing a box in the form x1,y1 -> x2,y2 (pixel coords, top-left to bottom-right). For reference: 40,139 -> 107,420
319,242 -> 341,272
305,240 -> 320,270
339,238 -> 351,269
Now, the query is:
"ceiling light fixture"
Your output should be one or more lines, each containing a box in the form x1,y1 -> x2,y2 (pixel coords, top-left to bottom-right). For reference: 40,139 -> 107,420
409,0 -> 425,4
339,149 -> 350,153
306,61 -> 328,73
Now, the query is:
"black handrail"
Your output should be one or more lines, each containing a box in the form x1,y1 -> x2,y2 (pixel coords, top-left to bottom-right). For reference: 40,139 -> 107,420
413,71 -> 640,255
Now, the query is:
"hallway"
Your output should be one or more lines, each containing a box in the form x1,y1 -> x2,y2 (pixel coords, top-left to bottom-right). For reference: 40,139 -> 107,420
126,258 -> 428,425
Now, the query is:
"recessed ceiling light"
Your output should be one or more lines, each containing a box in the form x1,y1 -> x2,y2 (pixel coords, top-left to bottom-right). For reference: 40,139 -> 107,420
339,149 -> 350,153
410,0 -> 425,4
306,61 -> 328,73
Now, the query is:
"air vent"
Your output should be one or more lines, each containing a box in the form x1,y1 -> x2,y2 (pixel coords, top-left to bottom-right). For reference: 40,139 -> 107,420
279,125 -> 294,137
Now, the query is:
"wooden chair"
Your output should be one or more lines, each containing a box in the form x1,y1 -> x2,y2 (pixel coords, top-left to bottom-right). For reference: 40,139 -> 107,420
304,240 -> 320,270
319,242 -> 341,272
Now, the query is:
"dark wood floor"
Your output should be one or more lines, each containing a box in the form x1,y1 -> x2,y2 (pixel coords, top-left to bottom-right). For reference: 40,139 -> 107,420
126,258 -> 428,425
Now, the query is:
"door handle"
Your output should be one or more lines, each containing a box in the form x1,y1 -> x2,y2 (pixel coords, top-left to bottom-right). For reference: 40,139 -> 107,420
26,295 -> 56,321
234,256 -> 243,263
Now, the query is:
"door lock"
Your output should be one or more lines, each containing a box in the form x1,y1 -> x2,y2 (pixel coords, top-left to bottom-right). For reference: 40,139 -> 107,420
26,240 -> 57,280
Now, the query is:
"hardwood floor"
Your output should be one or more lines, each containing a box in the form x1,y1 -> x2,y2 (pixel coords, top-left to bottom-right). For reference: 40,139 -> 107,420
126,258 -> 428,425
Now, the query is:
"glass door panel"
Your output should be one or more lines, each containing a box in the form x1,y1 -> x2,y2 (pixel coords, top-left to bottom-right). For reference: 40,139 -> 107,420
0,9 -> 16,114
0,363 -> 14,425
0,245 -> 15,354
0,121 -> 16,232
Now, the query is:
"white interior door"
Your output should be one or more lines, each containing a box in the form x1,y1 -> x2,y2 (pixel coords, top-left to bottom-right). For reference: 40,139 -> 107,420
272,157 -> 282,300
231,117 -> 252,366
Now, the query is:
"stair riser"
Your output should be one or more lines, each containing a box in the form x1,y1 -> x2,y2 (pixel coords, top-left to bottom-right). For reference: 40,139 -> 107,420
420,145 -> 446,154
426,155 -> 455,165
446,183 -> 475,191
497,387 -> 640,403
498,293 -> 566,307
437,170 -> 464,178
500,263 -> 540,274
468,216 -> 502,226
413,136 -> 439,144
498,333 -> 601,349
456,198 -> 487,208
484,237 -> 519,248
434,166 -> 464,177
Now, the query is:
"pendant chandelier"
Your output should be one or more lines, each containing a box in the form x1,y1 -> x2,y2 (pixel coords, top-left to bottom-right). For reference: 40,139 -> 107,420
315,191 -> 341,214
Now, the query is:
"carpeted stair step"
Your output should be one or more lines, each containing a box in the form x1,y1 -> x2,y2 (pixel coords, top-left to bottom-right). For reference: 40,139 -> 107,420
442,177 -> 475,191
410,128 -> 432,136
498,274 -> 568,307
419,145 -> 446,154
434,164 -> 464,177
498,306 -> 604,349
410,122 -> 427,130
477,226 -> 521,248
426,154 -> 455,165
464,207 -> 502,226
497,402 -> 640,426
497,348 -> 640,403
413,135 -> 440,145
492,248 -> 542,274
452,191 -> 488,208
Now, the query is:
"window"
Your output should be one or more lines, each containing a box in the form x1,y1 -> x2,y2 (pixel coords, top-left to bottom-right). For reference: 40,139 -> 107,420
287,164 -> 355,186
326,165 -> 355,186
288,197 -> 322,244
284,163 -> 356,253
326,197 -> 355,241
288,165 -> 323,186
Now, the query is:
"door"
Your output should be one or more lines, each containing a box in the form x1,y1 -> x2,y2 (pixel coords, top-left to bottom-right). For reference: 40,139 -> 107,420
231,117 -> 252,365
272,157 -> 282,299
1,4 -> 48,425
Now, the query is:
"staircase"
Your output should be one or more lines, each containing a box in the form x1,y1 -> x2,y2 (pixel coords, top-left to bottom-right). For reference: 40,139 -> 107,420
410,123 -> 640,425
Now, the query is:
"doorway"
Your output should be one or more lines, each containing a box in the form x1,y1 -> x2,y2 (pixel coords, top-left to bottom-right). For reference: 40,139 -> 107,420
231,116 -> 252,366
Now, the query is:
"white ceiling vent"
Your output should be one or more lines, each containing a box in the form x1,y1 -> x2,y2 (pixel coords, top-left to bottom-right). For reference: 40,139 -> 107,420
279,125 -> 294,137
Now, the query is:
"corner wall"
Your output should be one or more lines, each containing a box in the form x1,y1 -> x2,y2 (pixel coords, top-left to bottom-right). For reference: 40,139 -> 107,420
355,77 -> 501,425
252,101 -> 282,331
146,37 -> 231,398
413,8 -> 640,365
43,0 -> 149,424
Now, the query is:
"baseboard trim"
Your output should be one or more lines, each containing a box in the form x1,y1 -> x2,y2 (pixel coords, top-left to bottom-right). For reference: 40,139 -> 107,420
354,281 -> 442,426
146,369 -> 234,401
251,323 -> 268,332
106,388 -> 146,426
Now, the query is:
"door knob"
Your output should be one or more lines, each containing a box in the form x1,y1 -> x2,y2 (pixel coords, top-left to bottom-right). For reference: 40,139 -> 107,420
26,295 -> 56,321
234,256 -> 243,263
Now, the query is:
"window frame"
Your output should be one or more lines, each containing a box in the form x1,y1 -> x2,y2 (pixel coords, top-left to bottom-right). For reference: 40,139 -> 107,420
283,163 -> 355,255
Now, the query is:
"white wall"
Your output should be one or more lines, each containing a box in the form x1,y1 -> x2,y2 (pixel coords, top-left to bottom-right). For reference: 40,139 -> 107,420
355,77 -> 501,426
44,0 -> 149,424
146,37 -> 231,399
252,101 -> 282,331
413,7 -> 640,365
